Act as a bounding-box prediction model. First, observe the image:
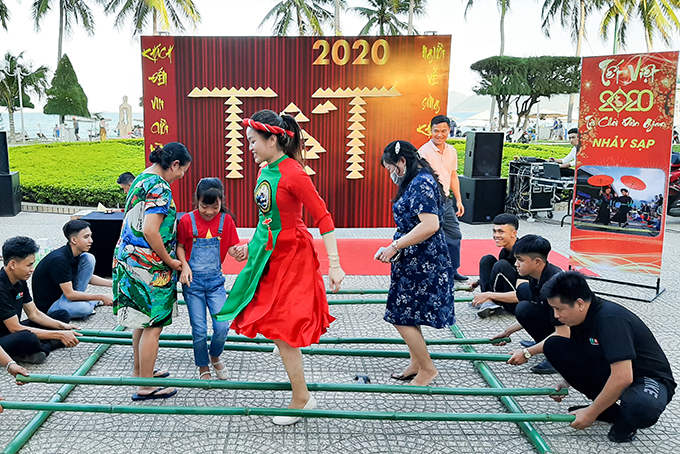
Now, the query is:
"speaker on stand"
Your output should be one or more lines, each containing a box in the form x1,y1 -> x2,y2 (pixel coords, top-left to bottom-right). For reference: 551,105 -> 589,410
0,131 -> 22,217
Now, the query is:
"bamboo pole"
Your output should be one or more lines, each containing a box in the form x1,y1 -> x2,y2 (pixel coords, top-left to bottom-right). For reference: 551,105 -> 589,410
17,375 -> 568,397
76,330 -> 511,346
76,336 -> 512,362
0,401 -> 575,423
450,325 -> 554,454
2,326 -> 126,454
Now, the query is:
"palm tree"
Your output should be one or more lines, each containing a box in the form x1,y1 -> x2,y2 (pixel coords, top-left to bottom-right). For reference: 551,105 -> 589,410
0,0 -> 9,30
102,0 -> 201,36
464,0 -> 511,127
353,0 -> 423,35
540,0 -> 593,123
600,0 -> 680,51
31,0 -> 96,66
0,52 -> 50,142
464,0 -> 510,55
260,0 -> 334,36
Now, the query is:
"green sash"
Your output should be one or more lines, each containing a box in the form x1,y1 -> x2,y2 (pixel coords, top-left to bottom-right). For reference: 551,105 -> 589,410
215,156 -> 286,321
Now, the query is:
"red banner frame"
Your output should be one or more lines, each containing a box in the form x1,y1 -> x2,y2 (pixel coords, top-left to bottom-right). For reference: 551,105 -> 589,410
571,51 -> 678,276
141,36 -> 452,228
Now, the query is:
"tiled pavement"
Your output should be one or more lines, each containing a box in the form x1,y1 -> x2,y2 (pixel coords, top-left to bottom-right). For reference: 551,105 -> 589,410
0,210 -> 679,454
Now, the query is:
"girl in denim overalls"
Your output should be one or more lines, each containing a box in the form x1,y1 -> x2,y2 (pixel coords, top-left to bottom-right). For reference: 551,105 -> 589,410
177,178 -> 244,379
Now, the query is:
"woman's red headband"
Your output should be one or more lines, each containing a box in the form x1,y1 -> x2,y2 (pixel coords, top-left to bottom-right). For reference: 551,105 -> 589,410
243,118 -> 295,137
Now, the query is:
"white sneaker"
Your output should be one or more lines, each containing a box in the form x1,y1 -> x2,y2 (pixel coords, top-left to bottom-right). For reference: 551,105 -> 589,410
272,396 -> 317,426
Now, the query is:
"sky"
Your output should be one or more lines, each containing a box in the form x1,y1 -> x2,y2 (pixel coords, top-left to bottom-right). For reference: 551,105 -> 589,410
1,0 -> 679,113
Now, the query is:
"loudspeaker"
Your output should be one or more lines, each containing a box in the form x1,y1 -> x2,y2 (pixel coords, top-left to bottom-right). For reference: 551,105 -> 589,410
0,131 -> 9,174
463,132 -> 504,178
459,175 -> 507,224
0,172 -> 21,217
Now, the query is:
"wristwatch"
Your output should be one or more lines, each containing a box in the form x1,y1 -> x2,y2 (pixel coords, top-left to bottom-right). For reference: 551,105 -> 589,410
391,240 -> 400,250
523,348 -> 532,359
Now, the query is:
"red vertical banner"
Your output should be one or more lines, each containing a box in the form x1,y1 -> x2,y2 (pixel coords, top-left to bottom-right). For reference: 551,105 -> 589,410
141,36 -> 179,161
571,52 -> 678,275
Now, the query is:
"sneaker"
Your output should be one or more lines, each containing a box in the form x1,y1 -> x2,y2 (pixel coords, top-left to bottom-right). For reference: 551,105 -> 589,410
454,273 -> 469,281
608,421 -> 637,443
15,351 -> 47,364
530,359 -> 557,374
519,340 -> 537,348
477,302 -> 502,319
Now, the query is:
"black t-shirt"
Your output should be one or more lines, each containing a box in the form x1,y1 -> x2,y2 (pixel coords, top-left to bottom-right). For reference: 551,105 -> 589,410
0,268 -> 32,338
498,247 -> 515,266
571,297 -> 676,394
32,244 -> 79,313
526,262 -> 563,326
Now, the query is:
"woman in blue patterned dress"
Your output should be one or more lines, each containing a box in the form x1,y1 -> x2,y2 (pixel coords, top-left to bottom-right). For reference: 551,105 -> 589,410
376,140 -> 455,387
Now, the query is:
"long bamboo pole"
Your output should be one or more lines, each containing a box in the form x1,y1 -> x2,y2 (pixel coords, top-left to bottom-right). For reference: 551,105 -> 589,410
76,330 -> 511,346
76,337 -> 512,362
17,375 -> 568,397
0,401 -> 575,423
450,325 -> 554,454
2,326 -> 126,454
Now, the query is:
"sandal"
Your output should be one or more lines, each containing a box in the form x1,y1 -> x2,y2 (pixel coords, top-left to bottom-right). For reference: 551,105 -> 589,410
199,371 -> 211,380
211,360 -> 230,380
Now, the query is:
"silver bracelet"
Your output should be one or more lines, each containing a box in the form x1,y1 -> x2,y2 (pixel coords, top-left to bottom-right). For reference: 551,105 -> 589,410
5,360 -> 16,372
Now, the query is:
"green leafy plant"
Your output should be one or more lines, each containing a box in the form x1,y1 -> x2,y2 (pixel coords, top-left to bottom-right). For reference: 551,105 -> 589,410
8,139 -> 145,206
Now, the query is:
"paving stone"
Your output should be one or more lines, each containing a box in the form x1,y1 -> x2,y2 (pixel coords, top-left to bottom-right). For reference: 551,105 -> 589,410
0,211 -> 679,453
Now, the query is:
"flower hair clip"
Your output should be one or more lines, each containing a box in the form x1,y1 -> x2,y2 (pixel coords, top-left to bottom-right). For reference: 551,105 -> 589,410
395,142 -> 401,154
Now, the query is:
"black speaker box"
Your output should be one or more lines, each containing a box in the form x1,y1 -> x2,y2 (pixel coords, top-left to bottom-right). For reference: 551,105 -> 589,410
0,172 -> 21,217
463,131 -> 504,178
459,176 -> 507,224
0,131 -> 9,174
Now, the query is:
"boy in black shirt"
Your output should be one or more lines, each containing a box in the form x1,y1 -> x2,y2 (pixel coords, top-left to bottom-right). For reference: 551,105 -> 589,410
32,220 -> 112,319
543,272 -> 674,443
0,237 -> 81,364
491,235 -> 566,374
471,213 -> 522,318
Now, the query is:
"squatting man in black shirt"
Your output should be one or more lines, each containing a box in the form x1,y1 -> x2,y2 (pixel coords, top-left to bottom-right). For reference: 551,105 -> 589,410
542,272 -> 674,443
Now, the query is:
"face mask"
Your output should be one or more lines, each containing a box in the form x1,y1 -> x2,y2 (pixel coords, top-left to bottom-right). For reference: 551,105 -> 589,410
391,170 -> 405,185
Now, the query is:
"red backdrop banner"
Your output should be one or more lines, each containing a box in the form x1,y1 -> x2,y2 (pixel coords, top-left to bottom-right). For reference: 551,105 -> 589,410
571,51 -> 678,275
141,36 -> 452,227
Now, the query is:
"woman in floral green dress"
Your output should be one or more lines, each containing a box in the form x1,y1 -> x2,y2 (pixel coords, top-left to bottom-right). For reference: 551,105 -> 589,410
113,142 -> 192,400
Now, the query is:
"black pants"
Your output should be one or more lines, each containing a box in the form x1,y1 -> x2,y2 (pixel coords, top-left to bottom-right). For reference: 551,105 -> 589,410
544,336 -> 672,431
479,254 -> 518,314
515,283 -> 555,342
442,198 -> 462,273
0,310 -> 71,357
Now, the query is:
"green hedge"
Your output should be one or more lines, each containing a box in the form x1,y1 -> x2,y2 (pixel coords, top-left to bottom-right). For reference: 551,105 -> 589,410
448,139 -> 571,178
7,138 -> 577,207
8,139 -> 146,207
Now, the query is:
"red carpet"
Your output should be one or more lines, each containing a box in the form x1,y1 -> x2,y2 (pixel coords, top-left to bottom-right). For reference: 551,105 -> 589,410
222,239 -> 576,276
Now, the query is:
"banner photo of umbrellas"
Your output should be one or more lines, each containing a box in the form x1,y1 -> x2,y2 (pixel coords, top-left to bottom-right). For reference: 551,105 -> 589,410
574,166 -> 665,238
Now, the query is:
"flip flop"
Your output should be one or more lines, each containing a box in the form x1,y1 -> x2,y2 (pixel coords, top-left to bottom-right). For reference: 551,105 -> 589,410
131,387 -> 177,401
390,372 -> 417,381
153,369 -> 170,378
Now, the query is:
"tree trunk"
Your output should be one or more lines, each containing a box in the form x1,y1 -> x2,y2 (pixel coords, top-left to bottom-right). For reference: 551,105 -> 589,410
334,0 -> 341,35
567,0 -> 586,126
499,0 -> 506,56
57,0 -> 64,64
7,105 -> 15,143
645,32 -> 652,52
407,0 -> 414,35
153,10 -> 158,35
